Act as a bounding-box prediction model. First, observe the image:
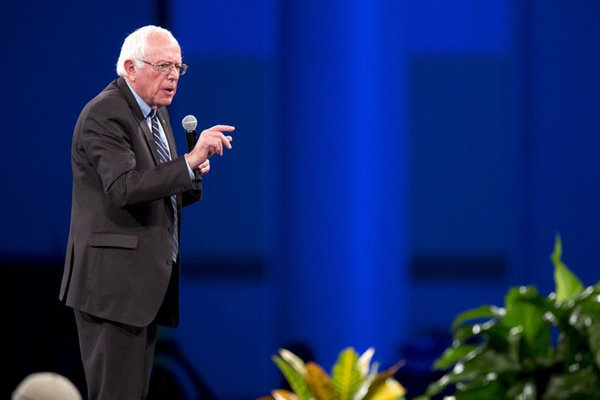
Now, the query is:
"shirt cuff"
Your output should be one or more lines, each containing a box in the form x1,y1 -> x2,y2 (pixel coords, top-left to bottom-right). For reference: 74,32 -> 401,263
184,157 -> 196,180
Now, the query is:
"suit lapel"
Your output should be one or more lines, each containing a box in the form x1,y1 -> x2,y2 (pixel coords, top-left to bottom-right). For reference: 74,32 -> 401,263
158,108 -> 178,158
140,117 -> 160,165
157,108 -> 182,209
115,77 -> 160,165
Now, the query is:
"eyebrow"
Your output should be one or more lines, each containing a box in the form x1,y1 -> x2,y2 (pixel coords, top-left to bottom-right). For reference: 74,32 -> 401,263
155,60 -> 183,65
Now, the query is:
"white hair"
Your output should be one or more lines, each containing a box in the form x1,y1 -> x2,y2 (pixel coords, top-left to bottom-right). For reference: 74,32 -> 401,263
116,25 -> 179,77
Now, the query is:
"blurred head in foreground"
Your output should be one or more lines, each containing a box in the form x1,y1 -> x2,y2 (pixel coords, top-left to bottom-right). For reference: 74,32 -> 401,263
12,372 -> 82,400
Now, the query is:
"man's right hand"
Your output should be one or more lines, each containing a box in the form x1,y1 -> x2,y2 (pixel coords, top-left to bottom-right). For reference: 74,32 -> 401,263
185,125 -> 235,169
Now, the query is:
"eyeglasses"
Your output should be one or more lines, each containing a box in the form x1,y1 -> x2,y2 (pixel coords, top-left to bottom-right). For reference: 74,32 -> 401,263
137,59 -> 188,75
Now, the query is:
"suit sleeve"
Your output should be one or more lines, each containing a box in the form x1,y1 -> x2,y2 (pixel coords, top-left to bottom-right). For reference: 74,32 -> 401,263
182,182 -> 202,207
77,103 -> 198,208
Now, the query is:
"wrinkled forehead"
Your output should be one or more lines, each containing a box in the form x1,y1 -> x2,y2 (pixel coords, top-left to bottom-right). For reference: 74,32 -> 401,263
144,32 -> 181,61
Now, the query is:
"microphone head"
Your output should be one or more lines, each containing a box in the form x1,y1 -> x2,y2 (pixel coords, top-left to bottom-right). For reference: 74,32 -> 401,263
182,115 -> 198,132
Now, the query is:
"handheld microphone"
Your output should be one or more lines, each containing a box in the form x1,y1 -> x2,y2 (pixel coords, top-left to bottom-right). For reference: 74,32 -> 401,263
182,115 -> 202,181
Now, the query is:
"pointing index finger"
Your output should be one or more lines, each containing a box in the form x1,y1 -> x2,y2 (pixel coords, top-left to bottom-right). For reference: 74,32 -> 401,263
210,125 -> 235,132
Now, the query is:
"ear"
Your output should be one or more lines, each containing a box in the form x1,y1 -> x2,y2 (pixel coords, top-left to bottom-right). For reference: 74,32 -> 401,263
124,59 -> 137,81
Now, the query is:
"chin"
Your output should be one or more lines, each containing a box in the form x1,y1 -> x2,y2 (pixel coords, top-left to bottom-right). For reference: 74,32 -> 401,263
156,98 -> 174,107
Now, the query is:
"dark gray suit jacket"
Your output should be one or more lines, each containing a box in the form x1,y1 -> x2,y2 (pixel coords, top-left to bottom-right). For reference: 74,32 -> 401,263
59,77 -> 201,328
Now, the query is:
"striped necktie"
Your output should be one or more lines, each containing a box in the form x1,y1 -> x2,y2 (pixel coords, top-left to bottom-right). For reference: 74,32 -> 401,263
150,112 -> 179,262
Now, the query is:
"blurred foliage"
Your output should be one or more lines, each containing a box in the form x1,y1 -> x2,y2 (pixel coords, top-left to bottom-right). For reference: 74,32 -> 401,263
259,347 -> 406,400
414,235 -> 600,400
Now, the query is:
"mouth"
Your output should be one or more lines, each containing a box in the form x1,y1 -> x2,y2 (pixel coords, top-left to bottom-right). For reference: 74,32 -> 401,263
163,88 -> 175,95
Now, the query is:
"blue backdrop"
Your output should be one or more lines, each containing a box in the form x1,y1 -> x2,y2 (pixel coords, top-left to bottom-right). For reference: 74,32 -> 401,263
3,0 -> 600,399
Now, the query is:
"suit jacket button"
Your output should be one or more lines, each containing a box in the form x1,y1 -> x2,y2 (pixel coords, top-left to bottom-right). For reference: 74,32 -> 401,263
168,226 -> 174,233
166,259 -> 173,266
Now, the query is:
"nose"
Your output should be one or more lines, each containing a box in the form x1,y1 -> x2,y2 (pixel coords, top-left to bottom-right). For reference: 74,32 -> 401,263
167,67 -> 179,80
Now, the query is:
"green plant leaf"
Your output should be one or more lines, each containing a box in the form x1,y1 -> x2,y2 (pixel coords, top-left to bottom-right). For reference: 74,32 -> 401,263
506,380 -> 532,399
413,237 -> 600,400
475,323 -> 513,360
452,322 -> 490,345
504,286 -> 552,359
433,345 -> 478,370
506,381 -> 536,400
504,286 -> 541,309
279,348 -> 308,376
424,373 -> 453,397
455,379 -> 505,399
357,348 -> 375,377
331,348 -> 362,400
353,362 -> 379,400
462,349 -> 517,377
425,348 -> 518,397
586,319 -> 600,371
505,323 -> 523,363
272,355 -> 313,400
552,234 -> 584,302
451,305 -> 504,332
543,366 -> 600,400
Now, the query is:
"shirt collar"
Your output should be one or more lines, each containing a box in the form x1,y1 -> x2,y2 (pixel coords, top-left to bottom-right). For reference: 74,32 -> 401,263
125,79 -> 154,119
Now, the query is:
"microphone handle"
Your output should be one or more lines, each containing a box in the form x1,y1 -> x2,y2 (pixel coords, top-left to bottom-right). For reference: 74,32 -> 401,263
185,129 -> 202,181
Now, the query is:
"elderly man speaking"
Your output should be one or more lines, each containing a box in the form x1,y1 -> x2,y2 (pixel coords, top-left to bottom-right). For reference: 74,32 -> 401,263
58,25 -> 234,399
